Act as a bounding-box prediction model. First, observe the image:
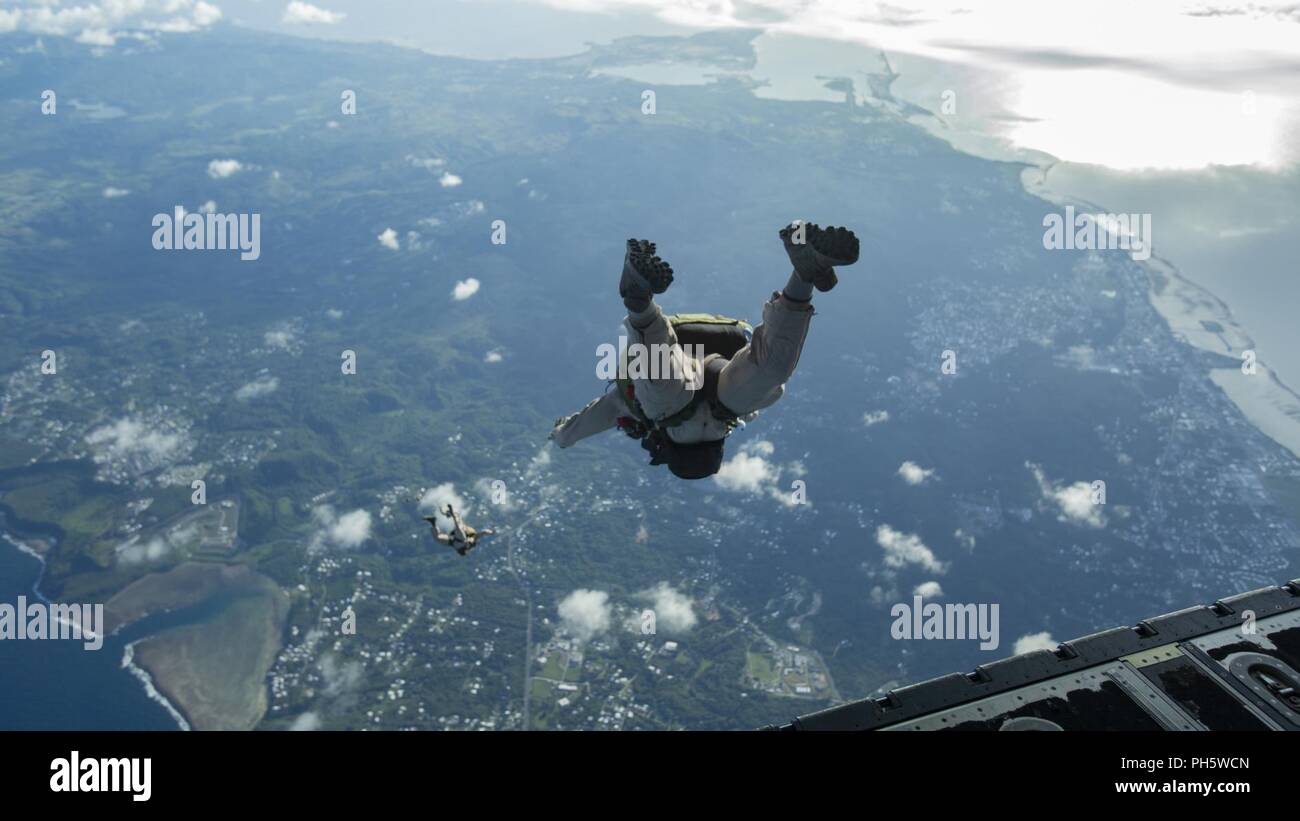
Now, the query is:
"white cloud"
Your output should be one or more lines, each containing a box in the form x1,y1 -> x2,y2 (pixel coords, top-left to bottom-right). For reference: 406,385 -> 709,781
913,580 -> 944,598
876,524 -> 948,574
85,418 -> 186,471
1217,225 -> 1276,240
317,653 -> 363,696
640,582 -> 697,634
1028,463 -> 1106,528
558,589 -> 611,642
330,509 -> 371,548
263,328 -> 297,350
525,446 -> 552,478
235,375 -> 279,401
1,1 -> 222,42
870,584 -> 898,606
439,172 -> 462,188
419,482 -> 469,531
192,2 -> 221,27
308,506 -> 372,553
198,199 -> 217,214
326,308 -> 344,320
289,712 -> 322,731
746,439 -> 775,457
452,278 -> 480,301
712,440 -> 805,506
75,28 -> 115,46
377,228 -> 399,251
1053,482 -> 1105,526
116,536 -> 171,565
283,2 -> 347,25
473,477 -> 515,512
115,520 -> 201,565
207,159 -> 243,179
862,410 -> 890,427
101,186 -> 130,198
484,349 -> 504,363
714,447 -> 777,493
954,528 -> 976,551
897,460 -> 936,486
1013,632 -> 1057,655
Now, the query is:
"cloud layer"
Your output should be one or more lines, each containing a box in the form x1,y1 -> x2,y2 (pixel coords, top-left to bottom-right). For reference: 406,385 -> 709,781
0,1 -> 222,44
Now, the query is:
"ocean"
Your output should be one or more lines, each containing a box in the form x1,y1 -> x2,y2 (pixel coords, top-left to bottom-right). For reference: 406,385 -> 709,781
0,527 -> 181,731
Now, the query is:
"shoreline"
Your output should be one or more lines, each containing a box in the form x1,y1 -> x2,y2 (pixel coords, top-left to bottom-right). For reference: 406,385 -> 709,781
121,641 -> 192,731
0,524 -> 190,731
1021,165 -> 1300,460
868,46 -> 1300,462
901,82 -> 1300,461
591,38 -> 1300,463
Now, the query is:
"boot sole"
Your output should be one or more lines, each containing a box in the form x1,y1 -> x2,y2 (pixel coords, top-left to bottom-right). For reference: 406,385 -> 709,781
626,238 -> 674,294
780,222 -> 859,291
807,224 -> 860,267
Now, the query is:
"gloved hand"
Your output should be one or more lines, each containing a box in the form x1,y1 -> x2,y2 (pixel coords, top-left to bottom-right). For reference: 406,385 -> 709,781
548,415 -> 573,441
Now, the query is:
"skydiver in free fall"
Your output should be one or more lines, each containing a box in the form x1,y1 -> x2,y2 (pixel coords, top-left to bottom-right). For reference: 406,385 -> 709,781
549,221 -> 860,479
424,504 -> 495,556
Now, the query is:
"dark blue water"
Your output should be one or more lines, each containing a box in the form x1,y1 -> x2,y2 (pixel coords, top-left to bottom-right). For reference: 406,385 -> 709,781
0,532 -> 181,730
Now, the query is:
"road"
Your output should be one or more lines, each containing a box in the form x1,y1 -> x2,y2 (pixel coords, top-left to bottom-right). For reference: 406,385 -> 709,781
505,502 -> 548,730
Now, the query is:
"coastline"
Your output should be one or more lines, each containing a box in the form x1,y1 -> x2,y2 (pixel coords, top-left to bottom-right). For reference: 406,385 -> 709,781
1,532 -> 51,604
0,522 -> 190,731
865,42 -> 1300,463
1021,165 -> 1300,460
2,516 -> 285,731
595,34 -> 1300,464
122,640 -> 192,731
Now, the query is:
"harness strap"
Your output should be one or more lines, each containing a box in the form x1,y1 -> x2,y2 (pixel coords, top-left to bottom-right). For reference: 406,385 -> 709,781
699,353 -> 740,421
618,353 -> 738,435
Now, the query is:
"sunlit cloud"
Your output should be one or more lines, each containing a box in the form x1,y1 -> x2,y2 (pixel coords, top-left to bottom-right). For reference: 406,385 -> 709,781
0,1 -> 222,42
452,278 -> 481,300
283,2 -> 347,25
1013,631 -> 1056,655
528,0 -> 1300,168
